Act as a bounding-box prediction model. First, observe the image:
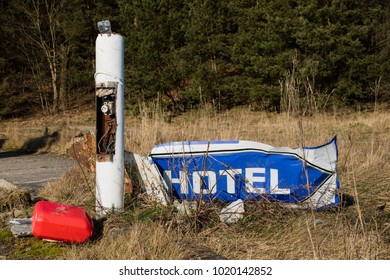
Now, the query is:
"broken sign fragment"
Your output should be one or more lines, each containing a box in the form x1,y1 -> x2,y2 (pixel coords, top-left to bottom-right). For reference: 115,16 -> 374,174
149,137 -> 340,209
219,199 -> 245,224
125,151 -> 171,206
9,218 -> 33,237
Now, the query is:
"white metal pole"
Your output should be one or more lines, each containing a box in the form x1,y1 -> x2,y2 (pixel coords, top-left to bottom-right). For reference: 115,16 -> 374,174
95,22 -> 124,215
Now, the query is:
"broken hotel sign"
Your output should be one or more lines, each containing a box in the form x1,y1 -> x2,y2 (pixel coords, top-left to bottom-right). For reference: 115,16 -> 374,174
91,20 -> 338,211
150,137 -> 339,209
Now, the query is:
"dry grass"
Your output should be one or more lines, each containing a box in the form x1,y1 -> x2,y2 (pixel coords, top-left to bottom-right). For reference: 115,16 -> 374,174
0,188 -> 31,211
1,105 -> 389,259
65,221 -> 187,260
116,106 -> 390,260
0,110 -> 94,154
38,167 -> 96,213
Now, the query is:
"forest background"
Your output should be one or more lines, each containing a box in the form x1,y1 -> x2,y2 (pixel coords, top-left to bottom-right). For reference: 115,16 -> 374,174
0,0 -> 389,118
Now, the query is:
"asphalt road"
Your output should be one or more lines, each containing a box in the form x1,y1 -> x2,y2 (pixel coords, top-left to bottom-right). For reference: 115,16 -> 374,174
0,151 -> 75,194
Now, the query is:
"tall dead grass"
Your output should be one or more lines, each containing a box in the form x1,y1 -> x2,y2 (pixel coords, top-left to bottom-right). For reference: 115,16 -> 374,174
2,104 -> 389,259
63,104 -> 390,260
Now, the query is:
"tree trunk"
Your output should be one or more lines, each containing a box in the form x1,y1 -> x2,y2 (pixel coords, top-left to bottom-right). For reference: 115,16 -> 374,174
59,44 -> 70,110
49,61 -> 59,114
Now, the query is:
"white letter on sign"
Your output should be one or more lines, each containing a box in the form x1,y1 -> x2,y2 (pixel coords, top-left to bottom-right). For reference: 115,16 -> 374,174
193,171 -> 217,194
245,168 -> 266,194
270,169 -> 290,194
164,170 -> 189,194
219,169 -> 242,194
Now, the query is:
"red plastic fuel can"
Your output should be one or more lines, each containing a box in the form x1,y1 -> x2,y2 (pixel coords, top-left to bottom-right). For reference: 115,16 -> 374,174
32,201 -> 94,243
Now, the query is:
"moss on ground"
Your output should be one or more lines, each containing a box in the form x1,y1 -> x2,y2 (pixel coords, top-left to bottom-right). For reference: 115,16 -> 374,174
0,230 -> 13,239
12,239 -> 65,259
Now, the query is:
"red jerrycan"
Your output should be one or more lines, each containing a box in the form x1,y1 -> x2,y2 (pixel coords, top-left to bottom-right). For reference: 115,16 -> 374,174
32,201 -> 94,243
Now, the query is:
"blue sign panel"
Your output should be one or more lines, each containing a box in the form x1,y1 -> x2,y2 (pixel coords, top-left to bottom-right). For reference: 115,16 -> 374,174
150,137 -> 339,208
